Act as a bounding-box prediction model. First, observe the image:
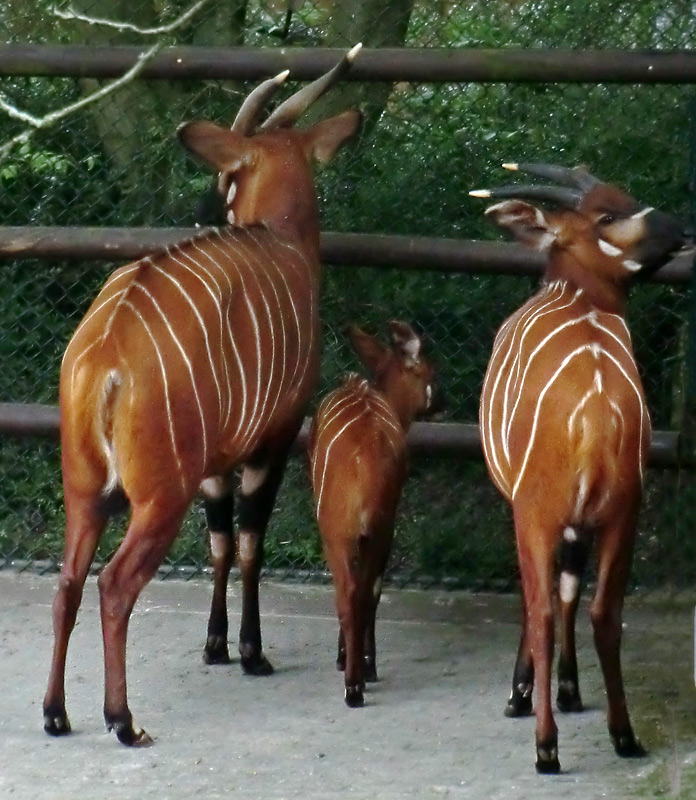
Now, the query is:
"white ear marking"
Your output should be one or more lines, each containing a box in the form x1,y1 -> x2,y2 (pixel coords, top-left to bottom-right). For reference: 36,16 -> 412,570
598,238 -> 622,257
536,231 -> 556,251
226,181 -> 237,205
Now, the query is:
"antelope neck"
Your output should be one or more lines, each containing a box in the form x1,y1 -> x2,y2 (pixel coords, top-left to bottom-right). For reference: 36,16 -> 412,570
545,252 -> 628,315
374,382 -> 416,431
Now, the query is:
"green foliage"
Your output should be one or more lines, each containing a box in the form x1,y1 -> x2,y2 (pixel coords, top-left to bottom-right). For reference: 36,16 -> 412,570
0,1 -> 694,586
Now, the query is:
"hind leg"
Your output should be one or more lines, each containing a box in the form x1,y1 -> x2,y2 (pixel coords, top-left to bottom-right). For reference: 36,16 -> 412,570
44,489 -> 107,736
591,511 -> 645,758
514,506 -> 560,773
99,498 -> 188,746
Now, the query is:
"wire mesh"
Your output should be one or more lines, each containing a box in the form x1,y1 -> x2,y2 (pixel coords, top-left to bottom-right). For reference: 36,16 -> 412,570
0,1 -> 694,588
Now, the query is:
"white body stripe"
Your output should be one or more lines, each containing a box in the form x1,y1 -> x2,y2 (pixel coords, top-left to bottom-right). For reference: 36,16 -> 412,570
62,226 -> 318,497
310,377 -> 405,521
481,280 -> 650,520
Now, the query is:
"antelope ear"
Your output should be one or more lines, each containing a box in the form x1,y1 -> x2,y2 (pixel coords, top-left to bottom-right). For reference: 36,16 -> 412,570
485,199 -> 557,251
178,120 -> 255,171
347,324 -> 388,375
389,320 -> 421,365
303,109 -> 362,165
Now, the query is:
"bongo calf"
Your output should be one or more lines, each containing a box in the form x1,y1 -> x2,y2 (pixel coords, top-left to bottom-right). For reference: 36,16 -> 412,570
308,322 -> 438,707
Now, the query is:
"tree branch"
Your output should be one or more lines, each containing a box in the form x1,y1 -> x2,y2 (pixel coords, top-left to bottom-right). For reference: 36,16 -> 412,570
0,0 -> 212,163
52,0 -> 212,36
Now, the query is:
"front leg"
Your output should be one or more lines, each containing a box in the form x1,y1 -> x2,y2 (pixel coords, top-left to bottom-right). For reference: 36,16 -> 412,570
201,478 -> 235,665
236,450 -> 291,676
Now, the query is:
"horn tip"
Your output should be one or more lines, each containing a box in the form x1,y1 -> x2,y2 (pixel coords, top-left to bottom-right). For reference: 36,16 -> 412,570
274,69 -> 290,83
502,162 -> 519,171
347,43 -> 363,61
469,189 -> 491,198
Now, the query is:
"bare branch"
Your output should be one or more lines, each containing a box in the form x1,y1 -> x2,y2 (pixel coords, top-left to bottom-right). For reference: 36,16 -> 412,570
52,0 -> 213,36
0,95 -> 42,127
0,44 -> 161,163
0,0 -> 212,163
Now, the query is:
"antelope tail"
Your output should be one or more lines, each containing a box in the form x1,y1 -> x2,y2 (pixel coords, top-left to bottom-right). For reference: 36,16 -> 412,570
97,369 -> 123,496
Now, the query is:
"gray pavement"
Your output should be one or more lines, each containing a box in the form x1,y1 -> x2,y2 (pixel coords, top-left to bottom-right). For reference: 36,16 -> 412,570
0,571 -> 694,799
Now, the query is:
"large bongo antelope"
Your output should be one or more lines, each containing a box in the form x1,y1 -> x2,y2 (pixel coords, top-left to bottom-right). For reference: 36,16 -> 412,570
471,163 -> 685,773
43,46 -> 362,746
308,322 -> 439,707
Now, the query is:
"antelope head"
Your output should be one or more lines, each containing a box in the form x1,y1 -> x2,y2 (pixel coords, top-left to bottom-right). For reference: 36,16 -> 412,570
179,44 -> 363,245
471,163 -> 686,302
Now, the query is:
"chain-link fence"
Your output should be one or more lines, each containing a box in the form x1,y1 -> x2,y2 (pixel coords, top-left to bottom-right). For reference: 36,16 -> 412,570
0,1 -> 694,588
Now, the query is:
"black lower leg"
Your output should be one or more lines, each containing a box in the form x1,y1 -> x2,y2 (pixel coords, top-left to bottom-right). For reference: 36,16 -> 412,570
556,535 -> 589,712
336,628 -> 346,671
506,650 -> 534,717
236,453 -> 289,676
203,493 -> 235,664
536,732 -> 560,774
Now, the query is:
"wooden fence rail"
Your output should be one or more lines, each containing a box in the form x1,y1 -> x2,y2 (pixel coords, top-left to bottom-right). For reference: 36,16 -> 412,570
0,227 -> 691,283
1,45 -> 696,83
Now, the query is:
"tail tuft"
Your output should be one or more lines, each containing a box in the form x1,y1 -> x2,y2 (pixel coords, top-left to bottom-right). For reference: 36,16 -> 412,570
98,369 -> 122,495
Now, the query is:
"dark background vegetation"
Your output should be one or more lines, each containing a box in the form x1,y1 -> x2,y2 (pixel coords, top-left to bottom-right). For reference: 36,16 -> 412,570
0,1 -> 694,588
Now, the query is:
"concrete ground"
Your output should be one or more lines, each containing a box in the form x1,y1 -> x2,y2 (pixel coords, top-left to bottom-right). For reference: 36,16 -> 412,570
0,571 -> 694,799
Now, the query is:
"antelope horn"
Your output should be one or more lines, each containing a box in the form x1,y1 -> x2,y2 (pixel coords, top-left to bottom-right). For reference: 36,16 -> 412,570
231,69 -> 290,134
261,42 -> 362,130
502,162 -> 600,192
469,184 -> 583,209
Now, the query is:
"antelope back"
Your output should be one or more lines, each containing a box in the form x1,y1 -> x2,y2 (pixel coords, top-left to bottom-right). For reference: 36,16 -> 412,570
60,55 -> 362,505
309,321 -> 436,532
476,165 -> 685,526
480,280 -> 649,519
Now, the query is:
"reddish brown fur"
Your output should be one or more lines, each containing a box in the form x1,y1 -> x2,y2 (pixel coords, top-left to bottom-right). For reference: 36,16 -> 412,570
308,322 -> 436,706
477,170 -> 684,773
44,64 -> 361,746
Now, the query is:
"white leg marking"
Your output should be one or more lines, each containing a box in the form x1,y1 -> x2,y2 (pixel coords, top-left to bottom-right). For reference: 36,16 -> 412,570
210,531 -> 231,561
200,476 -> 231,500
563,526 -> 577,543
241,464 -> 269,496
560,571 -> 579,604
238,531 -> 257,563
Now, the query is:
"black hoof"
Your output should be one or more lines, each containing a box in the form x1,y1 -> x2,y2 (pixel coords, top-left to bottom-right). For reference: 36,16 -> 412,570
344,685 -> 364,708
536,754 -> 561,774
505,693 -> 533,718
106,712 -> 154,747
536,738 -> 560,774
43,705 -> 71,736
556,686 -> 584,713
611,729 -> 647,758
203,635 -> 231,665
241,652 -> 274,676
364,663 -> 378,683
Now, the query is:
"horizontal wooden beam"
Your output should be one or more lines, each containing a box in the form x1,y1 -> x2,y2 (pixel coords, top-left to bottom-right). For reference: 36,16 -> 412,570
0,403 -> 684,467
0,227 -> 690,283
1,46 -> 695,84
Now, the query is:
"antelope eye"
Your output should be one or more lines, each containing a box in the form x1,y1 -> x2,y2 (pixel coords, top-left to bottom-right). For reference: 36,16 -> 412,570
598,214 -> 616,226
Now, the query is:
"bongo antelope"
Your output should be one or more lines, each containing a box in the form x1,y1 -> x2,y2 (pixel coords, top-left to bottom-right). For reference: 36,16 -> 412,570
43,45 -> 362,746
308,322 -> 438,707
472,163 -> 685,773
